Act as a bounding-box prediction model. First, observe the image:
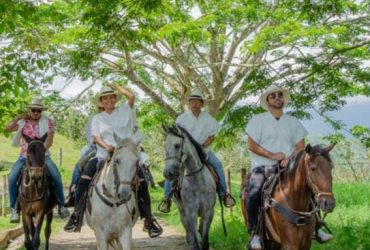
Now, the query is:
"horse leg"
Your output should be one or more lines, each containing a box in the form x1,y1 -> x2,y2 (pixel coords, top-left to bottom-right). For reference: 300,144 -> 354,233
44,212 -> 53,250
185,212 -> 201,250
118,225 -> 132,250
94,229 -> 109,250
22,215 -> 33,250
32,213 -> 45,250
199,211 -> 214,250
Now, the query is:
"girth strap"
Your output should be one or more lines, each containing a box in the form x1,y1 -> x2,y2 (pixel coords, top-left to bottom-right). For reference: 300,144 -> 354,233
268,199 -> 313,226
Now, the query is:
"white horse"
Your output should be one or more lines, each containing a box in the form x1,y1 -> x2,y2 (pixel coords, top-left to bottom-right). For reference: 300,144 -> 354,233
85,136 -> 140,250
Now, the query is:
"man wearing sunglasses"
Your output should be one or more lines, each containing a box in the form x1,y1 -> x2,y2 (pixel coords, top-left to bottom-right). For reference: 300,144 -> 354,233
5,98 -> 70,223
245,84 -> 332,249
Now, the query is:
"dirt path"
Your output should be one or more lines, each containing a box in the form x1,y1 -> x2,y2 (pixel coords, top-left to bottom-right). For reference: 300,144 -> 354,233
7,218 -> 188,250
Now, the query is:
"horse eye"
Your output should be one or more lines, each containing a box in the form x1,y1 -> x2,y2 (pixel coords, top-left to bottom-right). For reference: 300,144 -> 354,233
310,167 -> 316,171
175,144 -> 181,149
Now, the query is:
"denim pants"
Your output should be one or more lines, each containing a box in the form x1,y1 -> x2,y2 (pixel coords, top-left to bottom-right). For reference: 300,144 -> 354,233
8,156 -> 65,208
69,145 -> 96,191
164,150 -> 228,196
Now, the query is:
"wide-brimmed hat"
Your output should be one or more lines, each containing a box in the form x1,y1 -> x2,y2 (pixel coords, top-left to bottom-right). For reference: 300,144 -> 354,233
186,90 -> 206,104
260,84 -> 290,111
27,98 -> 48,110
94,86 -> 122,107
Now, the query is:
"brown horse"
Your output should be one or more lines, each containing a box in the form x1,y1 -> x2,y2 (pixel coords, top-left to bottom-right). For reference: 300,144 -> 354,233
19,133 -> 57,250
242,144 -> 336,250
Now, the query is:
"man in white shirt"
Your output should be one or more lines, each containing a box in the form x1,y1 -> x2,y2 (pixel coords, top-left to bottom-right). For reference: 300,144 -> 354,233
159,90 -> 236,213
246,84 -> 332,250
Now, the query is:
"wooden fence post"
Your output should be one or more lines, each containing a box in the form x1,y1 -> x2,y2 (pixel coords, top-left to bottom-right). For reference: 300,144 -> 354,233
241,167 -> 247,182
58,148 -> 62,167
226,169 -> 232,215
2,175 -> 6,217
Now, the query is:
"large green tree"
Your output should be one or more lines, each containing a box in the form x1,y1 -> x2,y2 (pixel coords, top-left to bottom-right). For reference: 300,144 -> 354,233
1,0 -> 370,137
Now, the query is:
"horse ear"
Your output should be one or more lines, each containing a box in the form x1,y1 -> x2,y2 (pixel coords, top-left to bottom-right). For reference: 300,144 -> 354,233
162,124 -> 170,134
325,143 -> 336,153
22,133 -> 33,143
305,144 -> 313,155
39,133 -> 48,143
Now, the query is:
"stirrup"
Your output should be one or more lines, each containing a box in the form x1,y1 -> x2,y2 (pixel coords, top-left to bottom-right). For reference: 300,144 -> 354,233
157,198 -> 171,213
148,218 -> 163,238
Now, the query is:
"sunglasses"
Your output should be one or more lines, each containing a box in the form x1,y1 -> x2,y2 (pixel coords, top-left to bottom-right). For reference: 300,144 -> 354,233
268,92 -> 284,100
31,109 -> 42,113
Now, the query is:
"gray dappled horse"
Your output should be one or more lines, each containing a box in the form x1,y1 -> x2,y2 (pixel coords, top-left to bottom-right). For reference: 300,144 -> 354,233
85,136 -> 140,250
163,125 -> 217,250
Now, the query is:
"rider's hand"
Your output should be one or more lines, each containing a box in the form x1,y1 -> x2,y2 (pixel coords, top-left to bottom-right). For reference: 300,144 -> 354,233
280,158 -> 290,168
105,145 -> 115,152
107,84 -> 117,91
270,152 -> 285,161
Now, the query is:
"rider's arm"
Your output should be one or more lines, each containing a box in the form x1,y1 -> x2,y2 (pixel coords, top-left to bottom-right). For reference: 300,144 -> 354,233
108,84 -> 135,109
202,135 -> 215,148
5,114 -> 28,132
247,136 -> 285,161
93,136 -> 115,152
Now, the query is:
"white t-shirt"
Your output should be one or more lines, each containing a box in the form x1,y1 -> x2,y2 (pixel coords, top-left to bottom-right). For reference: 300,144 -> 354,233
92,102 -> 134,158
246,112 -> 308,170
176,110 -> 221,151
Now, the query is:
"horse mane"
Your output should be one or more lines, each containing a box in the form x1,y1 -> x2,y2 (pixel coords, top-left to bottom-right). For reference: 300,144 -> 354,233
286,144 -> 332,175
168,125 -> 208,165
119,138 -> 139,158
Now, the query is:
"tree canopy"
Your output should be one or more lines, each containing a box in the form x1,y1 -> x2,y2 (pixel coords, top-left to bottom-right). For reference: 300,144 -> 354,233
1,0 -> 370,143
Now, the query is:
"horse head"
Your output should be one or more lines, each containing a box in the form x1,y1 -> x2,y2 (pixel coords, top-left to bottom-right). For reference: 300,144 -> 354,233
162,125 -> 189,182
110,134 -> 140,202
304,143 -> 336,212
23,133 -> 48,185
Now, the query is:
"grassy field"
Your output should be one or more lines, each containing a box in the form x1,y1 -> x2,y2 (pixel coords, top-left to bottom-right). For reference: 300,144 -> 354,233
1,134 -> 368,250
149,166 -> 369,250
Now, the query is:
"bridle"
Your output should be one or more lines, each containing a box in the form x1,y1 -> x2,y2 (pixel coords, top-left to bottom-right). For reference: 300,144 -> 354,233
304,152 -> 334,199
21,140 -> 47,202
164,131 -> 204,178
98,143 -> 140,207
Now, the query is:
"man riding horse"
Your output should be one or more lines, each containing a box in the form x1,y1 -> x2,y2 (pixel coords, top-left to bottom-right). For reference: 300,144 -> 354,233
5,98 -> 70,223
246,84 -> 333,249
159,90 -> 236,213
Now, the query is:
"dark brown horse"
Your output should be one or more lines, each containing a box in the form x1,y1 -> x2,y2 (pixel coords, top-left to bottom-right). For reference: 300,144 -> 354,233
19,133 -> 57,250
242,144 -> 336,250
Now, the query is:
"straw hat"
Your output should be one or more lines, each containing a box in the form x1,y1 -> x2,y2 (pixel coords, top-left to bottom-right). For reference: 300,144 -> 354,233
260,84 -> 290,111
27,98 -> 48,110
186,89 -> 206,104
94,86 -> 122,107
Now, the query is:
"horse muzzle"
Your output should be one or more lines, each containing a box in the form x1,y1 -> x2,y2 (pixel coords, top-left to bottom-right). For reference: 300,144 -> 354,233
117,186 -> 132,202
319,196 -> 336,212
163,167 -> 179,182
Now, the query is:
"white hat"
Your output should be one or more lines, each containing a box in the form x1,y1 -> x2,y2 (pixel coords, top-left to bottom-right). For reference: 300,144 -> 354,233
27,98 -> 47,110
260,84 -> 290,111
186,89 -> 206,103
94,86 -> 122,107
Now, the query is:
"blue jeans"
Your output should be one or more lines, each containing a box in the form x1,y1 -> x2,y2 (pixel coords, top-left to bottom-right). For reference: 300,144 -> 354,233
164,150 -> 227,196
8,156 -> 65,208
69,146 -> 96,192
